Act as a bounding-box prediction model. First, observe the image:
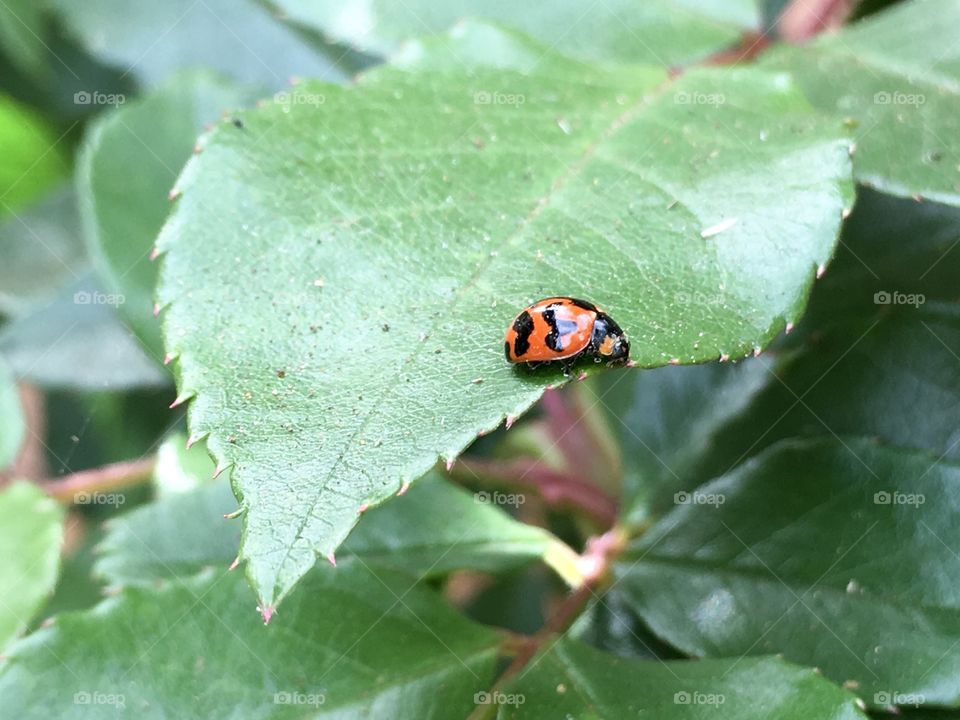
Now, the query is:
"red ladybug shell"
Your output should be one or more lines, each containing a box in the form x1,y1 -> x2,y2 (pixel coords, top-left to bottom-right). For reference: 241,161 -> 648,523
504,297 -> 631,368
504,297 -> 597,363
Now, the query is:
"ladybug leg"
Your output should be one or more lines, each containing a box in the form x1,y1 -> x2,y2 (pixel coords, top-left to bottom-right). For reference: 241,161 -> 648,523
560,359 -> 575,378
525,361 -> 542,370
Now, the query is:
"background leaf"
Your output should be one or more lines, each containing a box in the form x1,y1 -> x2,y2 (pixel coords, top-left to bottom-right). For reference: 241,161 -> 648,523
0,275 -> 169,390
0,186 -> 87,319
95,471 -> 577,589
0,564 -> 500,718
761,0 -> 960,206
0,481 -> 64,651
496,637 -> 866,719
271,0 -> 762,66
79,70 -> 261,359
156,23 -> 853,609
48,0 -> 351,89
0,0 -> 47,80
0,95 -> 67,217
615,438 -> 960,709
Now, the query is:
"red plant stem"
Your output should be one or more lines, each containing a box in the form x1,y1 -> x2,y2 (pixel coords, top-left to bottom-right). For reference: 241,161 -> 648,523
778,0 -> 861,42
451,457 -> 617,527
39,457 -> 157,503
703,31 -> 772,66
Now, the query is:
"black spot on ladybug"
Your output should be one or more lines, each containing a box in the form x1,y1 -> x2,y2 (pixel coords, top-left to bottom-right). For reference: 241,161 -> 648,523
512,310 -> 535,358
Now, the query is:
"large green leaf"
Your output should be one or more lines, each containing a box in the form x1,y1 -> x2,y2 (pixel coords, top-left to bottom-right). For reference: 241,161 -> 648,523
0,564 -> 500,718
79,71 -> 260,359
156,23 -> 853,609
615,438 -> 960,710
95,471 -> 576,589
0,358 -> 23,469
271,0 -> 761,66
0,481 -> 64,652
0,186 -> 87,318
496,638 -> 865,719
0,95 -> 67,217
48,0 -> 350,88
761,0 -> 960,206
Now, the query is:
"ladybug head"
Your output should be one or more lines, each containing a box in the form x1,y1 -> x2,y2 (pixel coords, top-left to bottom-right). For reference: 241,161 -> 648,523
592,313 -> 630,363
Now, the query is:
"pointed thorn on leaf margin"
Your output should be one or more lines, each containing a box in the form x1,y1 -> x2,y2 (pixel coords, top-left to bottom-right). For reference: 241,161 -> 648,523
223,507 -> 244,520
228,557 -> 240,571
153,303 -> 161,317
258,606 -> 274,625
167,188 -> 181,201
213,462 -> 229,479
505,414 -> 517,430
326,552 -> 337,567
397,481 -> 411,496
169,392 -> 192,408
445,458 -> 455,471
150,246 -> 161,261
163,352 -> 176,365
357,503 -> 369,514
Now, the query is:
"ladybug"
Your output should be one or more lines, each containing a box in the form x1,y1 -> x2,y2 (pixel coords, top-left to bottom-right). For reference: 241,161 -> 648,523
504,297 -> 630,374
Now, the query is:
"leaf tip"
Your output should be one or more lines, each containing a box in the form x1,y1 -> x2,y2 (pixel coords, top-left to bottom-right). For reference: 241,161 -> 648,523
258,605 -> 275,625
